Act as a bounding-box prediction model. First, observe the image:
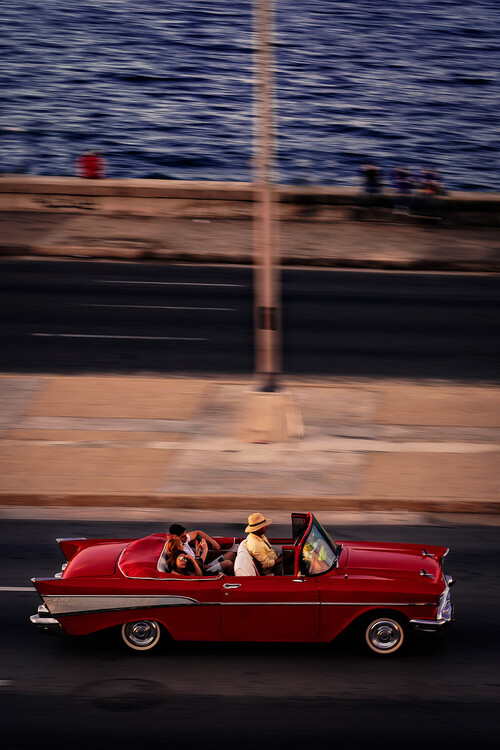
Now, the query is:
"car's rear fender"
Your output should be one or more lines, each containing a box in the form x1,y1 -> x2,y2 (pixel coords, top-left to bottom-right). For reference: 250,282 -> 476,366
54,609 -> 169,638
57,538 -> 135,562
30,579 -> 174,638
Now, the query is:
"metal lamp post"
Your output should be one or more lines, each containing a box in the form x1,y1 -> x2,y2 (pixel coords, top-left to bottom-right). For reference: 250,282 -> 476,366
253,0 -> 280,392
239,0 -> 303,441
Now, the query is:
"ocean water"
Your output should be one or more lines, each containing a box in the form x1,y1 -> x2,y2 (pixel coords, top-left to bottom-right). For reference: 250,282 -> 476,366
1,0 -> 499,190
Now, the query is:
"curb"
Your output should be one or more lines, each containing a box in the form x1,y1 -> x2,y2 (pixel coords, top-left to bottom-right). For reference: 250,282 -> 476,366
1,494 -> 498,514
3,507 -> 500,525
2,247 -> 499,273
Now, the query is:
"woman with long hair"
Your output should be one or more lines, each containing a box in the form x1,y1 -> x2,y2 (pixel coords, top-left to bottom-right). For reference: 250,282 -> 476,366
167,549 -> 202,577
158,535 -> 184,573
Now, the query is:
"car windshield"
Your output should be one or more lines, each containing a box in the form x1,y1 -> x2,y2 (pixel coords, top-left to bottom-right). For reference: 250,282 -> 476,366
301,518 -> 339,576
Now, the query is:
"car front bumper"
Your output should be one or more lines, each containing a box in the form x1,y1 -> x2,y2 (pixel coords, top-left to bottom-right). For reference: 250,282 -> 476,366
409,613 -> 453,635
411,577 -> 454,635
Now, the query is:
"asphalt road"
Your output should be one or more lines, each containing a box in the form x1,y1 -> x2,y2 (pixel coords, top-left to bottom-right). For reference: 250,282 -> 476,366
1,518 -> 499,749
1,259 -> 499,379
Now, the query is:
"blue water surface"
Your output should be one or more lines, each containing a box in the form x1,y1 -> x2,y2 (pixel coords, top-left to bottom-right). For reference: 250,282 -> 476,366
1,0 -> 499,189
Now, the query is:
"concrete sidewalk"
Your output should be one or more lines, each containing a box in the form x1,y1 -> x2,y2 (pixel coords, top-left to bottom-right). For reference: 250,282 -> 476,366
0,375 -> 498,513
1,210 -> 499,272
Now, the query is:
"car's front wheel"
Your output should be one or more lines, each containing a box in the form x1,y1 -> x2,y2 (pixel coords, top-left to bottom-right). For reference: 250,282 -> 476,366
120,620 -> 161,652
364,615 -> 406,655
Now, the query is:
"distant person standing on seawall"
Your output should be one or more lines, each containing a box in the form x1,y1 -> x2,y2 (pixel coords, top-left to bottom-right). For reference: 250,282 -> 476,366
416,166 -> 445,217
358,161 -> 383,213
77,151 -> 106,179
361,162 -> 383,194
392,166 -> 413,213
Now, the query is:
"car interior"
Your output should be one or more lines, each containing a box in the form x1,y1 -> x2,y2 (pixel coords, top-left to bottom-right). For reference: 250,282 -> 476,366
122,515 -> 315,580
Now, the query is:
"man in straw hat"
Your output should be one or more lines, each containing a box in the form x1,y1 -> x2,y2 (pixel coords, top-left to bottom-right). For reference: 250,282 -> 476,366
244,513 -> 282,575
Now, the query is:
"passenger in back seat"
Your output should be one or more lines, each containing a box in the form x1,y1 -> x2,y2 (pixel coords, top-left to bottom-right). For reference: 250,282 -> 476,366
167,549 -> 203,577
169,523 -> 236,575
157,535 -> 183,573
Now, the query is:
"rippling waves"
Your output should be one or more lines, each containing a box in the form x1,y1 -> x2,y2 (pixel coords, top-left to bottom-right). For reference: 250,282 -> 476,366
1,0 -> 499,190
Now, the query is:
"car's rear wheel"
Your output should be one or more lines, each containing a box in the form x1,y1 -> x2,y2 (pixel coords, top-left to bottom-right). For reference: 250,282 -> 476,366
121,620 -> 161,651
364,615 -> 406,655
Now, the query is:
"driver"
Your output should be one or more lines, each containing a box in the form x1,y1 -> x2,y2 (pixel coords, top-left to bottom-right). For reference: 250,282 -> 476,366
244,513 -> 282,576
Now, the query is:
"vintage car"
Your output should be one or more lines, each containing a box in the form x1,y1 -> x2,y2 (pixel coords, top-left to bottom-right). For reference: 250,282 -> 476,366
31,513 -> 454,655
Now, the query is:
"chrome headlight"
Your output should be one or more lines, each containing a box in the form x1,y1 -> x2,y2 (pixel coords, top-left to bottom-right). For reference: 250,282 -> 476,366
437,585 -> 452,621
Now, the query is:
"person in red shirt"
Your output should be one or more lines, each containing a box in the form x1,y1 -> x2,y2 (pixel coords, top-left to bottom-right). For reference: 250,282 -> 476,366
77,151 -> 106,179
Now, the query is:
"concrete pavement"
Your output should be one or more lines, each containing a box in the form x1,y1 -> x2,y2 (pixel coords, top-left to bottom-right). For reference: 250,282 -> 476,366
1,210 -> 500,272
0,375 -> 498,513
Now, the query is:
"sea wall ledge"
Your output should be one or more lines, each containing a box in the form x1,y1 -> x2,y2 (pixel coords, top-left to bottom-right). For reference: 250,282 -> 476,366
0,175 -> 499,226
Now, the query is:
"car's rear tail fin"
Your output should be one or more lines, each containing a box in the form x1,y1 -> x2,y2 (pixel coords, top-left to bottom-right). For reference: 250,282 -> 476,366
57,538 -> 87,562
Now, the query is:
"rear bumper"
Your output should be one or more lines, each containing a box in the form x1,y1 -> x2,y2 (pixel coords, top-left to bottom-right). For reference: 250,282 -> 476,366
30,611 -> 64,636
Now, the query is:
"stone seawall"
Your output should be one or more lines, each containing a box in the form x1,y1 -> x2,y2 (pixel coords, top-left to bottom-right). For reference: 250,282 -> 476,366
1,175 -> 499,226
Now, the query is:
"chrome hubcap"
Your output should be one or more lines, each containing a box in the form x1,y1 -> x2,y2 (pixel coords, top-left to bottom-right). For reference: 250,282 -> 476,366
124,621 -> 159,648
368,619 -> 402,651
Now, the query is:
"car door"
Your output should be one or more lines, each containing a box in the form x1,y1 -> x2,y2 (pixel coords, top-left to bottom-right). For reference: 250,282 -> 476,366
152,576 -> 223,641
220,574 -> 320,642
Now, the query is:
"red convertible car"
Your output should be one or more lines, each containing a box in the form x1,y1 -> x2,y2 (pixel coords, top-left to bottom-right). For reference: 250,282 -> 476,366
31,513 -> 454,656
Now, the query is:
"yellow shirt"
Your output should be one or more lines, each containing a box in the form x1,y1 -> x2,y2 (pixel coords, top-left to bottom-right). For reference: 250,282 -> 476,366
245,533 -> 277,571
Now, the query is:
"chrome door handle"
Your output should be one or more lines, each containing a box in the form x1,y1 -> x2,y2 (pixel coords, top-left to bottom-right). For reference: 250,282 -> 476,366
223,583 -> 241,589
293,578 -> 307,582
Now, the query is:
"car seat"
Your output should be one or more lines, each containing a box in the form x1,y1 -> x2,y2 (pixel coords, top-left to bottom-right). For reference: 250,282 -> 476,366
234,540 -> 259,576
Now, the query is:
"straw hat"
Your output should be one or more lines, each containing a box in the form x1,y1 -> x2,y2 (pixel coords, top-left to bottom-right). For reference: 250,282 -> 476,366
245,512 -> 272,533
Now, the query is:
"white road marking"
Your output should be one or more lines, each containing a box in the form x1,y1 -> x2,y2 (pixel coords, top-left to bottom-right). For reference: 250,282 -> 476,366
98,280 -> 245,287
32,334 -> 209,341
83,304 -> 236,311
0,587 -> 35,592
0,680 -> 13,687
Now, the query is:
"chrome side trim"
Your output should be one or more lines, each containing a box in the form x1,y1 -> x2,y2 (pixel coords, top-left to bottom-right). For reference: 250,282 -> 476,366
43,594 -> 200,616
42,594 -> 438,617
222,602 -> 318,606
320,601 -> 434,607
118,580 -> 224,583
56,537 -> 87,543
221,601 -> 434,607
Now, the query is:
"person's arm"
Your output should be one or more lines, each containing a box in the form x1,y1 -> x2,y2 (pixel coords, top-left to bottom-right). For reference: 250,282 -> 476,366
195,538 -> 208,564
189,530 -> 221,553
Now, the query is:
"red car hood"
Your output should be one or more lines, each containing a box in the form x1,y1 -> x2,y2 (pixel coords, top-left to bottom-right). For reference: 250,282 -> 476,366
339,541 -> 447,582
